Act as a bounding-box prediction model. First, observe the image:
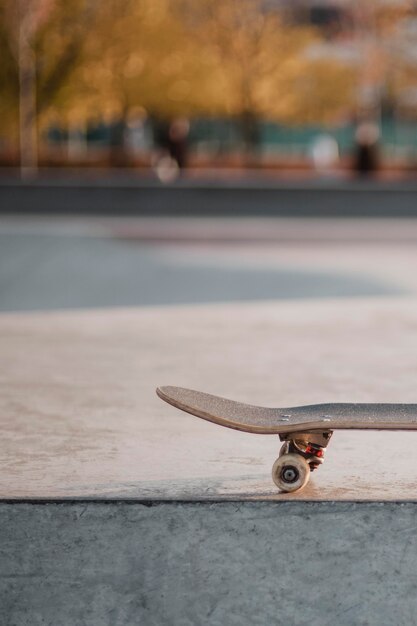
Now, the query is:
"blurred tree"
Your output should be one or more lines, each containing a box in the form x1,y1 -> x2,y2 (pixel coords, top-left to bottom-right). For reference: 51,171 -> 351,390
1,0 -> 54,175
63,0 -> 225,119
350,0 -> 413,121
0,0 -> 99,174
0,0 -> 357,166
176,0 -> 355,150
0,4 -> 19,140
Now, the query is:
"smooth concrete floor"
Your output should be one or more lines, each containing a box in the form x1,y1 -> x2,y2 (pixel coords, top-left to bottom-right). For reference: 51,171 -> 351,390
5,215 -> 417,312
2,216 -> 417,499
2,298 -> 417,501
0,230 -> 401,312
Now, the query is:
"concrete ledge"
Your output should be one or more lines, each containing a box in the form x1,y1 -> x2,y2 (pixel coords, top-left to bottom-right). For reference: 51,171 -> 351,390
1,501 -> 417,625
3,300 -> 417,623
2,179 -> 417,216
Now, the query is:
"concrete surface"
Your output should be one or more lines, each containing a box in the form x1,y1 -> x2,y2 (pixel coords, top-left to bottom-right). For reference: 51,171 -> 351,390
2,298 -> 417,501
4,298 -> 417,624
2,177 -> 417,216
2,501 -> 417,626
5,215 -> 417,313
0,220 -> 404,311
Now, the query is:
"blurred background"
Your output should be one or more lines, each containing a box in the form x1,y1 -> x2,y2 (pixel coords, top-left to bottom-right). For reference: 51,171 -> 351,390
3,0 -> 417,178
1,0 -> 417,312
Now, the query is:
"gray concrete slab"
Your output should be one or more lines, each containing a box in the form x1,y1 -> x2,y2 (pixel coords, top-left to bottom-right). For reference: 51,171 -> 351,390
1,216 -> 415,312
2,298 -> 417,501
0,232 -> 396,312
1,501 -> 417,626
2,177 -> 417,216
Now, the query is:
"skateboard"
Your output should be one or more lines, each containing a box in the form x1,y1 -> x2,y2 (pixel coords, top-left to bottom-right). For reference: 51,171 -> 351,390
157,385 -> 417,492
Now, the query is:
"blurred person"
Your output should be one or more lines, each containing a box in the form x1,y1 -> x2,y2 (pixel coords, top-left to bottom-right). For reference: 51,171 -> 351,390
154,154 -> 180,183
125,107 -> 153,160
109,114 -> 128,167
153,117 -> 190,182
67,124 -> 87,161
167,117 -> 190,171
310,134 -> 339,174
354,121 -> 380,177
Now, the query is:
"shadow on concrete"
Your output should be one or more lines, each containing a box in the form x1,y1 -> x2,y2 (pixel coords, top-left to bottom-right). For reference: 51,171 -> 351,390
0,233 -> 403,311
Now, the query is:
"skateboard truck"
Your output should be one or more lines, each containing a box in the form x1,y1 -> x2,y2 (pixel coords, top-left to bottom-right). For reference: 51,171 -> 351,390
272,430 -> 333,492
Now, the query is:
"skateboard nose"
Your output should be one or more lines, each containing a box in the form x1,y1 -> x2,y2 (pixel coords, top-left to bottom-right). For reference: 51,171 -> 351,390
156,386 -> 185,405
156,386 -> 175,398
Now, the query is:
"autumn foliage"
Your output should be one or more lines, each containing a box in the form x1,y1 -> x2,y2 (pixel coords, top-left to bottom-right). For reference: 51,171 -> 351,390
1,0 -> 357,123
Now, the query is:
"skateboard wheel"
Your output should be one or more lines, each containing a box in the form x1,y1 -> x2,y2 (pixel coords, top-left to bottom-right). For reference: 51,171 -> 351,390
272,454 -> 310,493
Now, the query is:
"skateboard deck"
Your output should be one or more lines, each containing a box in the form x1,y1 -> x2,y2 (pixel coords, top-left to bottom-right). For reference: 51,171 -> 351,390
156,386 -> 417,434
157,386 -> 417,493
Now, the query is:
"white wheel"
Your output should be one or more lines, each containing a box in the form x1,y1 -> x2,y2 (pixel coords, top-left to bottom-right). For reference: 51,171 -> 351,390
272,453 -> 310,493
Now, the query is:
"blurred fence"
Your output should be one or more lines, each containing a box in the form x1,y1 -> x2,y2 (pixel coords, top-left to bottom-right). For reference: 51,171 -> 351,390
2,117 -> 417,173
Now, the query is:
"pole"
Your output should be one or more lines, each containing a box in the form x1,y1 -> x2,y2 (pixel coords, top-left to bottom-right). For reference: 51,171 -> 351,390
18,0 -> 38,179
